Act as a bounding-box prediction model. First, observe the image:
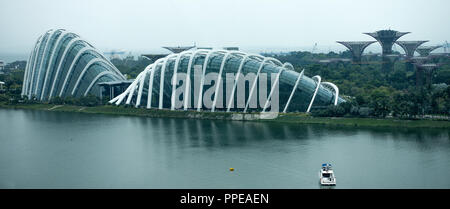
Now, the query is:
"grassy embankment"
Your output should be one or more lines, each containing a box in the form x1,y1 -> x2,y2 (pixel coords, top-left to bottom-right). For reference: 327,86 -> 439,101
1,103 -> 450,128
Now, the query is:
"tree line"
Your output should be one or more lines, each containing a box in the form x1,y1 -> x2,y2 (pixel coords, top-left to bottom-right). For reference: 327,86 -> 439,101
1,51 -> 449,118
271,51 -> 450,117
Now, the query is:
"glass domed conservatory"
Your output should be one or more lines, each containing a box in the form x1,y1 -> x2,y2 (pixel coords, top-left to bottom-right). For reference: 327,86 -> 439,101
21,29 -> 126,101
111,50 -> 345,113
22,29 -> 344,113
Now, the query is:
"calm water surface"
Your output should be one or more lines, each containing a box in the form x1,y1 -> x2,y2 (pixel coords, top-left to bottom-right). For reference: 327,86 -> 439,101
0,108 -> 449,188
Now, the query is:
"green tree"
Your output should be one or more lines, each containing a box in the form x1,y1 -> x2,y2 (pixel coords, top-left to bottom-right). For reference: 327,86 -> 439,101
369,86 -> 392,117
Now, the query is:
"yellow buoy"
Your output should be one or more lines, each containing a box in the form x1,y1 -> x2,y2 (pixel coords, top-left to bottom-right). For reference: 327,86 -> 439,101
229,168 -> 234,171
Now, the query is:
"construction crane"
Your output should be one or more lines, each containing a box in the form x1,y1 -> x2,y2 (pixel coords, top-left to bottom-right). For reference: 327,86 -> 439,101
311,43 -> 318,53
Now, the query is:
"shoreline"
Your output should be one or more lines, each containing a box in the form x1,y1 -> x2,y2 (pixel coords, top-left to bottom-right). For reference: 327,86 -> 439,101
1,103 -> 450,128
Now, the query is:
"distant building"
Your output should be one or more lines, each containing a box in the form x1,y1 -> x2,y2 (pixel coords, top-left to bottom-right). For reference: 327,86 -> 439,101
197,47 -> 213,50
0,60 -> 4,71
223,47 -> 239,51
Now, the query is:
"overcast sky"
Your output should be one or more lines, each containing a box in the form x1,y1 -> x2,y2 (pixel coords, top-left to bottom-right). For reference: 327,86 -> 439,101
0,0 -> 448,56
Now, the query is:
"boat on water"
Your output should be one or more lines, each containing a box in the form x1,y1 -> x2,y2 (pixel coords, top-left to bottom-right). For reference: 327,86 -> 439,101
319,163 -> 336,186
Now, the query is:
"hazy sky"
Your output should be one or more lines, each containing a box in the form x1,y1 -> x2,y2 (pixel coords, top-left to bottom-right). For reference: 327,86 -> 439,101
0,0 -> 449,55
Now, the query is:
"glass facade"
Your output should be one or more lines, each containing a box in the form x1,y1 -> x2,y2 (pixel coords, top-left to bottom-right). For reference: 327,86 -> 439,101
111,50 -> 345,113
22,29 -> 126,101
23,29 -> 344,113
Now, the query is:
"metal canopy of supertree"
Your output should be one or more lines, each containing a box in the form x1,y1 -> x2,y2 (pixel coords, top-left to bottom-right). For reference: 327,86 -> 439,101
414,63 -> 441,87
162,46 -> 196,53
416,45 -> 442,56
336,41 -> 376,63
141,54 -> 169,61
415,63 -> 441,73
396,41 -> 429,73
396,41 -> 429,58
364,30 -> 410,55
411,56 -> 430,64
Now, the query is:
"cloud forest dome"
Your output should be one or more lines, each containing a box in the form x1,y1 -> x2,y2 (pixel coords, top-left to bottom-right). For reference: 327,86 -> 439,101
111,49 -> 345,113
22,29 -> 126,101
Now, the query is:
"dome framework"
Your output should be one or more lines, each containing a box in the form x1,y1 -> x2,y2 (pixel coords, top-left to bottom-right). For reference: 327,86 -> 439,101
110,49 -> 344,113
21,29 -> 126,101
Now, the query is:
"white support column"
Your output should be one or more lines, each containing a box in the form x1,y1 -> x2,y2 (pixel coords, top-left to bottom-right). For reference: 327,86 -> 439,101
283,70 -> 304,113
125,72 -> 145,105
109,91 -> 120,103
159,54 -> 178,109
147,59 -> 166,108
70,58 -> 109,96
283,63 -> 294,71
226,55 -> 248,112
113,70 -> 145,105
211,52 -> 245,112
58,47 -> 94,97
40,31 -> 73,100
110,91 -> 126,104
196,50 -> 227,112
23,34 -> 44,97
306,75 -> 322,113
33,29 -> 56,96
226,54 -> 264,112
83,72 -> 120,96
28,33 -> 48,99
23,35 -> 43,97
321,82 -> 339,106
184,50 -> 209,110
135,72 -> 146,107
262,68 -> 284,112
146,65 -> 157,109
125,79 -> 139,105
110,81 -> 137,105
148,59 -> 164,108
115,91 -> 129,105
171,51 -> 192,110
136,64 -> 153,107
22,45 -> 35,97
48,37 -> 84,99
243,57 -> 282,113
22,56 -> 30,97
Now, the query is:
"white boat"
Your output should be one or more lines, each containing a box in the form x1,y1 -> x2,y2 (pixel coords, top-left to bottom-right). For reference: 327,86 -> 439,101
319,163 -> 336,186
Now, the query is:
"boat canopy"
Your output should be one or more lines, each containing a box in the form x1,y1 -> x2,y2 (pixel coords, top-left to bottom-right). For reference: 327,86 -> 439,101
322,163 -> 332,168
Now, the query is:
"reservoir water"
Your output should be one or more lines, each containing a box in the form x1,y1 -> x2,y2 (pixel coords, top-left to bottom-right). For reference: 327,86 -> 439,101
0,108 -> 449,189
